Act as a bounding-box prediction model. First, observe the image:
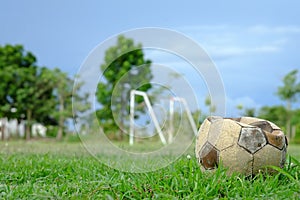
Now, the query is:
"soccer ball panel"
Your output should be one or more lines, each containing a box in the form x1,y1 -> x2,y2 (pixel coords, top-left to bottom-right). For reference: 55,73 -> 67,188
222,119 -> 242,138
265,130 -> 286,150
247,120 -> 286,150
238,127 -> 267,154
249,121 -> 273,132
195,119 -> 210,159
239,117 -> 264,125
199,142 -> 219,170
220,144 -> 253,176
280,144 -> 288,168
207,119 -> 224,145
207,116 -> 223,122
225,117 -> 241,122
215,119 -> 241,150
253,144 -> 282,174
215,133 -> 235,151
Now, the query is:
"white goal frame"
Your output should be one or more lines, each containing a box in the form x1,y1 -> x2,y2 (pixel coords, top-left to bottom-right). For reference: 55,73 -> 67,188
168,97 -> 198,143
129,90 -> 167,145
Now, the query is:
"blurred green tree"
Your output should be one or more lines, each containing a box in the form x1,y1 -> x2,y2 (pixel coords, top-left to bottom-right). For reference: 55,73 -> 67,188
0,44 -> 36,119
258,105 -> 300,142
277,69 -> 300,139
50,68 -> 90,140
0,44 -> 55,139
205,95 -> 216,114
0,44 -> 90,140
16,67 -> 56,140
236,104 -> 256,117
96,35 -> 153,140
258,105 -> 287,128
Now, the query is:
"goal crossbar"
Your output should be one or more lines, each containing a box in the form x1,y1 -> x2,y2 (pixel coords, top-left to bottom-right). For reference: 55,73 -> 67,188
129,90 -> 167,145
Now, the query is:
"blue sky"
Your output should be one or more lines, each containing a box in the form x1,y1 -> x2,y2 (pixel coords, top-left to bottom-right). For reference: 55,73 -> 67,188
1,0 -> 300,117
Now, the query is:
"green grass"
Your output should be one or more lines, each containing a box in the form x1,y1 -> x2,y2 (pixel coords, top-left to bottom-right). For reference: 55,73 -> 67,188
0,141 -> 299,199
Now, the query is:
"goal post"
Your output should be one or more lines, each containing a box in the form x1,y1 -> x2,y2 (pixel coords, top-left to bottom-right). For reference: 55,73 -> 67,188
129,90 -> 198,145
129,90 -> 167,145
169,97 -> 198,143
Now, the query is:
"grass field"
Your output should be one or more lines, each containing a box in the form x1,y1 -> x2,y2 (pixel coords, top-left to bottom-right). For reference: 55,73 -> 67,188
0,140 -> 299,199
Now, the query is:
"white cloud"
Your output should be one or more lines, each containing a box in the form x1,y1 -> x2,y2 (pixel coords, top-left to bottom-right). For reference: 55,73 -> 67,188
251,45 -> 280,53
248,25 -> 300,35
175,24 -> 300,61
207,44 -> 280,58
180,24 -> 300,36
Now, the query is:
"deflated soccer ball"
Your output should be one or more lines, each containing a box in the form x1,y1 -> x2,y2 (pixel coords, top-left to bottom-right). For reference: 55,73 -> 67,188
195,116 -> 288,176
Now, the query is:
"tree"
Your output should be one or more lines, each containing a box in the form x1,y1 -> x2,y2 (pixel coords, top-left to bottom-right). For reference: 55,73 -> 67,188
0,44 -> 37,119
205,95 -> 216,114
258,105 -> 287,128
52,69 -> 73,140
258,105 -> 300,142
16,66 -> 56,140
291,109 -> 300,141
0,44 -> 89,140
277,69 -> 300,139
50,68 -> 90,140
96,35 -> 153,139
0,44 -> 55,140
236,104 -> 256,117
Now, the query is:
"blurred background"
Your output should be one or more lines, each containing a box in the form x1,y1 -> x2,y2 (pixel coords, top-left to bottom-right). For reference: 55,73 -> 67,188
0,0 -> 300,144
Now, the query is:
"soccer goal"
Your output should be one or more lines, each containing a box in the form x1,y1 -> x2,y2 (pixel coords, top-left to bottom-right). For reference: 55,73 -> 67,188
129,90 -> 167,145
129,90 -> 198,145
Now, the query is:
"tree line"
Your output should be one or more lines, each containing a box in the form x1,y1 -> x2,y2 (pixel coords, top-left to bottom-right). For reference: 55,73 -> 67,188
1,37 -> 299,143
0,44 -> 90,140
